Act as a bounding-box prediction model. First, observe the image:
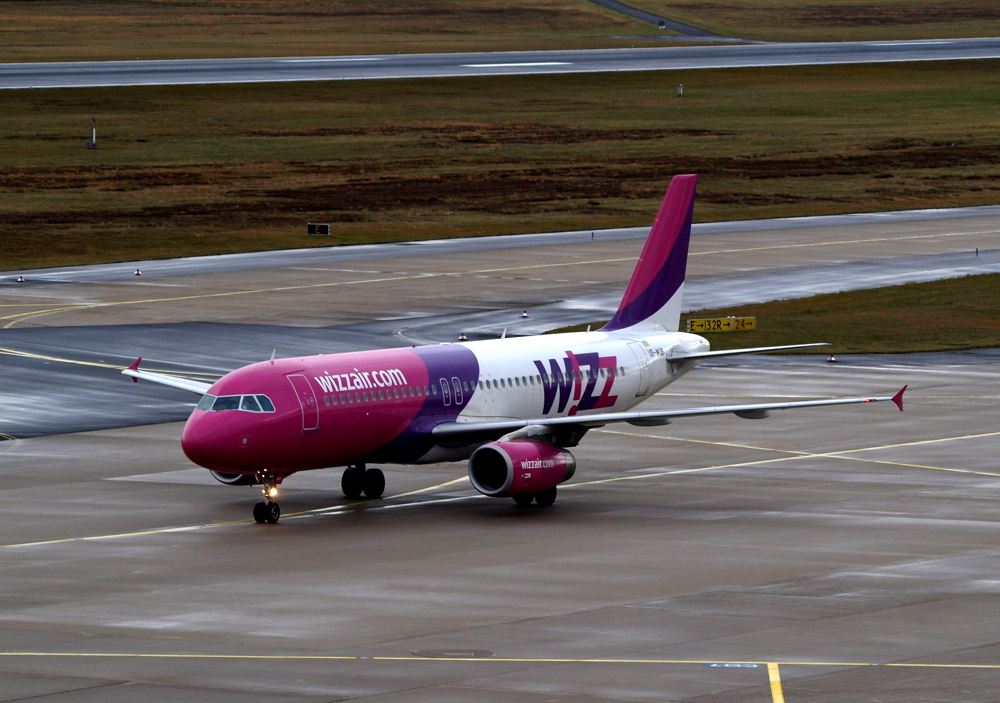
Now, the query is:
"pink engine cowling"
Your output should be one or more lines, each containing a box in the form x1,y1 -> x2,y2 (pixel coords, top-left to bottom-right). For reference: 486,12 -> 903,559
468,440 -> 576,497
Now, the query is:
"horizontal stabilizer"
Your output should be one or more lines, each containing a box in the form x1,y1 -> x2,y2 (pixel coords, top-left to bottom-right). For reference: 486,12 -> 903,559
668,343 -> 828,362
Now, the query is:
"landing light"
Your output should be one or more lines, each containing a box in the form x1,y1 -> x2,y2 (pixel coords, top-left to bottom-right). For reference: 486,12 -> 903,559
268,487 -> 278,498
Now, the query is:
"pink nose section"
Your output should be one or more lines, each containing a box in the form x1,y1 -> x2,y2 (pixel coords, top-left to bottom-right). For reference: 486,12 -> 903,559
181,414 -> 223,469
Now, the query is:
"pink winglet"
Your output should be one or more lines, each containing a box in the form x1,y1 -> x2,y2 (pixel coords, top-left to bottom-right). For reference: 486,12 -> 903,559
127,357 -> 142,383
891,385 -> 907,412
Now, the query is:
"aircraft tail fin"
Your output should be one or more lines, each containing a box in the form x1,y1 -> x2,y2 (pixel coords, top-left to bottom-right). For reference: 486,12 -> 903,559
602,174 -> 697,333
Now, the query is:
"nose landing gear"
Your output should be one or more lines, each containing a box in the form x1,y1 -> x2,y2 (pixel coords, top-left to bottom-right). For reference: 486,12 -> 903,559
253,474 -> 281,524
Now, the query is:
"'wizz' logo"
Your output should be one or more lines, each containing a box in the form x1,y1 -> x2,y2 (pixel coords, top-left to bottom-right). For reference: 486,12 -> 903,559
533,352 -> 618,416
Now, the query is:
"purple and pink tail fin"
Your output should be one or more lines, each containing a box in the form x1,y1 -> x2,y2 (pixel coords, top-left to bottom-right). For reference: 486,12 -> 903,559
602,174 -> 697,333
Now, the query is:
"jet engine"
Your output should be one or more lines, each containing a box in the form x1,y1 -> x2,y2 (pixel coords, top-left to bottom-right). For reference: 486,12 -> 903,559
209,470 -> 258,486
468,440 -> 576,498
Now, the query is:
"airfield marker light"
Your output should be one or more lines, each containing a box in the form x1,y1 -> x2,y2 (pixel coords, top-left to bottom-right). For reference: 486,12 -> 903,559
16,275 -> 25,283
677,84 -> 684,98
134,269 -> 142,276
827,355 -> 836,362
458,334 -> 467,341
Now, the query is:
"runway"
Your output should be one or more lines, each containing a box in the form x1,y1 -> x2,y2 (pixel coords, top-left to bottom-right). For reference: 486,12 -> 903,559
3,38 -> 1000,89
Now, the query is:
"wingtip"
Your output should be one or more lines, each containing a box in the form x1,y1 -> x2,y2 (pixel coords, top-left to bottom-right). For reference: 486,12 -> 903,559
126,357 -> 142,382
891,384 -> 907,412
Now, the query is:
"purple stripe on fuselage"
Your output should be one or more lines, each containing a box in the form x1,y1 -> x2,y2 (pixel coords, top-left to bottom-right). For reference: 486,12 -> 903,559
365,343 -> 480,463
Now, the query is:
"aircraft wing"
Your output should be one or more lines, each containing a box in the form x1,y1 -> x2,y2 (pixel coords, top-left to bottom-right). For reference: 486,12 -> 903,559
121,358 -> 212,395
432,386 -> 906,441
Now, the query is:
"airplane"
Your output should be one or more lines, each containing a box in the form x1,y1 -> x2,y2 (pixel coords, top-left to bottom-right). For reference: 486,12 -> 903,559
124,174 -> 906,524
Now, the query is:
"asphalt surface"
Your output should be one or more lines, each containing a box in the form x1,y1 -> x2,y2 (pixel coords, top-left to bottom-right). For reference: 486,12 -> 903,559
3,354 -> 1000,701
3,38 -> 1000,89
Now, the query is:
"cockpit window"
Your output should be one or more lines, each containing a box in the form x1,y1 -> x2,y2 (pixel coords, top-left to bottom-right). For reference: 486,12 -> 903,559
212,395 -> 241,411
199,394 -> 275,412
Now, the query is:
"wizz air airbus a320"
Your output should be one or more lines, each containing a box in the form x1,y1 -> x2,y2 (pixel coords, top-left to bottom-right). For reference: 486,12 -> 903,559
125,174 -> 905,524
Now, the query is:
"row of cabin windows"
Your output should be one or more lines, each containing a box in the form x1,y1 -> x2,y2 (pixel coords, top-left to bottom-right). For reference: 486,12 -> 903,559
476,366 -> 625,391
323,378 -> 469,406
198,394 -> 276,413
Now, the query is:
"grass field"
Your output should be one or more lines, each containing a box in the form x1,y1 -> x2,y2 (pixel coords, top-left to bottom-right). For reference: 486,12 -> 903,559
550,273 -> 1000,353
2,0 -> 999,64
0,1 -> 655,63
2,60 -> 1000,270
635,0 -> 1000,42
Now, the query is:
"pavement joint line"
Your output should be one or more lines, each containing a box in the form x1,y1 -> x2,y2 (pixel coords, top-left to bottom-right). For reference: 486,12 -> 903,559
0,652 -> 997,669
595,429 -> 1000,478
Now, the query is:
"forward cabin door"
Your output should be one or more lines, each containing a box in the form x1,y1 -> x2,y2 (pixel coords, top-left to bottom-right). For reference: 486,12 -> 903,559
287,374 -> 320,431
626,342 -> 651,397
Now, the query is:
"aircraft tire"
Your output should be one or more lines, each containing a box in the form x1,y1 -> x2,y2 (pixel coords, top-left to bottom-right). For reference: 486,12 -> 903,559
265,502 -> 281,524
535,487 -> 557,508
363,469 -> 385,499
513,495 -> 534,507
342,468 -> 364,498
253,502 -> 268,523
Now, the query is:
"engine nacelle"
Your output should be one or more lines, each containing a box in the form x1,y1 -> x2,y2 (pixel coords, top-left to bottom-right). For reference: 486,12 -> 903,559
468,441 -> 576,497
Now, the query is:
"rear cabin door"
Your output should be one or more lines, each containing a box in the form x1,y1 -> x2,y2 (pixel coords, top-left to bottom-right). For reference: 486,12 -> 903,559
626,342 -> 651,397
287,374 -> 320,431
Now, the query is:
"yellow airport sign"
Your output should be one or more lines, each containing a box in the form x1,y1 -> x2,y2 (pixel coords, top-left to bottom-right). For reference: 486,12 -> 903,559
686,316 -> 756,333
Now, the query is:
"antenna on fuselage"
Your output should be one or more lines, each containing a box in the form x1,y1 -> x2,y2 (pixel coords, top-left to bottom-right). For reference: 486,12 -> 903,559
501,328 -> 507,340
269,349 -> 276,365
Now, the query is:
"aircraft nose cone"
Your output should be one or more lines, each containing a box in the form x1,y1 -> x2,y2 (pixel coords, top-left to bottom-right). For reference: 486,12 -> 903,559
181,413 -> 225,470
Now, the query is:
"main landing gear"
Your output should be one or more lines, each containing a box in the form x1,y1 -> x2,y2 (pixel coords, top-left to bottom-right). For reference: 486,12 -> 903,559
513,486 -> 557,508
253,474 -> 281,524
341,464 -> 385,500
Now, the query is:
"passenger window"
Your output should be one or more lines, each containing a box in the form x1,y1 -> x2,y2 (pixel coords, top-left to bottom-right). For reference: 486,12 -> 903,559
356,393 -> 362,402
378,390 -> 384,400
431,385 -> 438,396
393,388 -> 399,399
339,394 -> 346,404
323,396 -> 330,407
507,378 -> 512,387
212,396 -> 241,411
417,386 -> 423,396
522,376 -> 527,385
197,395 -> 215,411
241,395 -> 262,412
500,378 -> 505,388
348,394 -> 354,403
332,395 -> 337,405
363,392 -> 369,401
257,395 -> 275,412
514,377 -> 520,387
